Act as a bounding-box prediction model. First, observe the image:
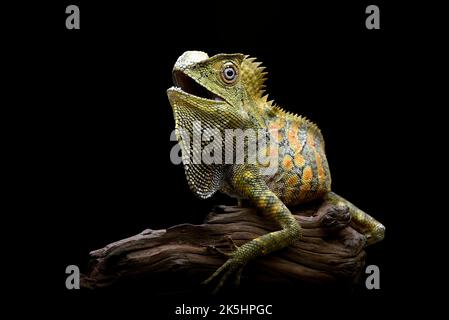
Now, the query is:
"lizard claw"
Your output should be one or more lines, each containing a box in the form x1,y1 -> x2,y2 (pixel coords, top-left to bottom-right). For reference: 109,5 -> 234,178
225,235 -> 240,251
202,258 -> 245,294
207,245 -> 233,257
203,236 -> 244,293
207,235 -> 240,257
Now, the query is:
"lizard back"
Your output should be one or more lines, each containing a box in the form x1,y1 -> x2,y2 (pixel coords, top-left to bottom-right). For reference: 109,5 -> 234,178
261,108 -> 332,206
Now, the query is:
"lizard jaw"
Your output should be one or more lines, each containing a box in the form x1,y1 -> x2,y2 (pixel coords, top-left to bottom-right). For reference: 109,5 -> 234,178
167,86 -> 227,109
172,69 -> 224,103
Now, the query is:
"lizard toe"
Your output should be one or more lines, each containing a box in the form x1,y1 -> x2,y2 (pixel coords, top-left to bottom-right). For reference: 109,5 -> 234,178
202,258 -> 245,294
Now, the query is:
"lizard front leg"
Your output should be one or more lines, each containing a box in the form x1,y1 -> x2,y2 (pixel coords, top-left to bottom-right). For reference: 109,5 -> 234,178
203,165 -> 302,293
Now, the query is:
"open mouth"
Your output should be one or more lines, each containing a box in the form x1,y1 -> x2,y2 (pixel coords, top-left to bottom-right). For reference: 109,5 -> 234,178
172,70 -> 224,102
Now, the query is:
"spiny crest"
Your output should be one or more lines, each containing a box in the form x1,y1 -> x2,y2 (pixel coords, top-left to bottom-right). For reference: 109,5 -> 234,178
241,55 -> 323,141
271,105 -> 324,142
241,56 -> 268,101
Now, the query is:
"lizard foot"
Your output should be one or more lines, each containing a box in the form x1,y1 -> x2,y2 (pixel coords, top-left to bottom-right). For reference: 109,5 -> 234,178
202,257 -> 245,294
204,236 -> 244,294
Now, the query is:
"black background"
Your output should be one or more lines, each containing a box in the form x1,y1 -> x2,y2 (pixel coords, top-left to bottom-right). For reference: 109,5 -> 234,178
12,0 -> 436,318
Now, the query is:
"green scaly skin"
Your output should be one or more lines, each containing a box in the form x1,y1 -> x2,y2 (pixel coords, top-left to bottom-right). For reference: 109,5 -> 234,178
167,51 -> 385,293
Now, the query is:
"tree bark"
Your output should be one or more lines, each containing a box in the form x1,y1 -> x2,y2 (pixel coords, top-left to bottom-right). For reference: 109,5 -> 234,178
81,201 -> 368,292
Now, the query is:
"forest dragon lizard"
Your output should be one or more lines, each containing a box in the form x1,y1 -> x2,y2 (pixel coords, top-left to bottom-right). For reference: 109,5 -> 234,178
167,51 -> 385,292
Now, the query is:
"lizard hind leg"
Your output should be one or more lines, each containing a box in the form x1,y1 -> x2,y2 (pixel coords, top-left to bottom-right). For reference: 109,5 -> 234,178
325,192 -> 385,245
203,166 -> 302,294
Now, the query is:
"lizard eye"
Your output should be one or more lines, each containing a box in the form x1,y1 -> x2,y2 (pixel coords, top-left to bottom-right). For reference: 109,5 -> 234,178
221,63 -> 238,84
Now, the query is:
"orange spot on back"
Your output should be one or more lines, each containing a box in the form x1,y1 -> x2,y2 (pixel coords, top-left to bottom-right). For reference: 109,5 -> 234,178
307,130 -> 316,148
316,152 -> 326,179
283,174 -> 300,204
288,123 -> 301,150
294,153 -> 305,167
282,155 -> 294,171
302,166 -> 313,182
315,152 -> 326,192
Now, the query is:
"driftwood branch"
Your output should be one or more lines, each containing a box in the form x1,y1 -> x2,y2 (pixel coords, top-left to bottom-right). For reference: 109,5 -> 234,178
81,202 -> 368,292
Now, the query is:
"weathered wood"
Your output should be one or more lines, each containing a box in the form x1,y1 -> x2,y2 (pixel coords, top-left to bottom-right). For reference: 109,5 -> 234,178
81,201 -> 368,291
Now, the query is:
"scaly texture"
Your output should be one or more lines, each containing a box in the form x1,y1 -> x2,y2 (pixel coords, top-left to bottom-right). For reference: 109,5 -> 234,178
167,51 -> 385,292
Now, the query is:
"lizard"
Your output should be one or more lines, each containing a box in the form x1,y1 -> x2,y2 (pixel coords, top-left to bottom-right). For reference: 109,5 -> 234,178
166,51 -> 385,293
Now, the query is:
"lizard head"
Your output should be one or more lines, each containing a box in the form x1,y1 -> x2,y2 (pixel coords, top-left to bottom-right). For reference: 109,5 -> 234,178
166,51 -> 266,198
167,51 -> 252,129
